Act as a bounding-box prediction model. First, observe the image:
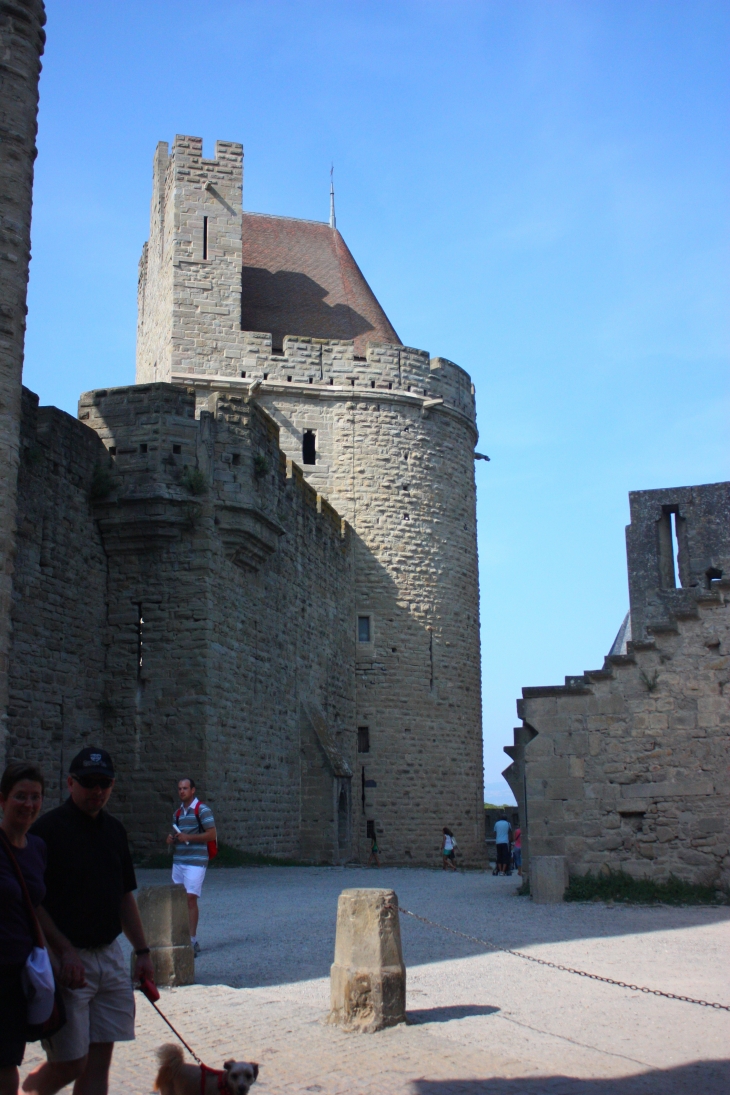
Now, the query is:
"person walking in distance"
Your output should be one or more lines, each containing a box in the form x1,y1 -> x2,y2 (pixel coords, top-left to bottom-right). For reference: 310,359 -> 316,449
367,832 -> 380,868
24,748 -> 155,1095
493,816 -> 512,876
441,828 -> 458,871
166,779 -> 217,957
513,826 -> 522,877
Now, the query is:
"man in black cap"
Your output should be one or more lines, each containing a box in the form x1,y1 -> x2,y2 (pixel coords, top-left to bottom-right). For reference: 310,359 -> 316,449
23,748 -> 155,1095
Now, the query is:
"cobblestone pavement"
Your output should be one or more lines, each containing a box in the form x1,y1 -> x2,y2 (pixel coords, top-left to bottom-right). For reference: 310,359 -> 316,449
22,868 -> 730,1094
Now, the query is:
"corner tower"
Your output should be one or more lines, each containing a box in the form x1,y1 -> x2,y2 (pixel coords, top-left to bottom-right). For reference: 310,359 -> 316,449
136,135 -> 485,865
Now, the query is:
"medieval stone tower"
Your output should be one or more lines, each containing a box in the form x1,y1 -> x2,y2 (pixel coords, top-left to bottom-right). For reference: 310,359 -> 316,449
134,136 -> 484,864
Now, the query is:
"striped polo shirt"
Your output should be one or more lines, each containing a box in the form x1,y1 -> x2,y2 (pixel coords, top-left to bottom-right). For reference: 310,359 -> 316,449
172,798 -> 215,866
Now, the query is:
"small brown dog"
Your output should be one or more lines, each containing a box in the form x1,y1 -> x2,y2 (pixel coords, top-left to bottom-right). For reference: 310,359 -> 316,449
154,1044 -> 259,1095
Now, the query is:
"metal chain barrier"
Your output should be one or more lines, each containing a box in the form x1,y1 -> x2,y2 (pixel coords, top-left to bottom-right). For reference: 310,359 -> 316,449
390,905 -> 730,1012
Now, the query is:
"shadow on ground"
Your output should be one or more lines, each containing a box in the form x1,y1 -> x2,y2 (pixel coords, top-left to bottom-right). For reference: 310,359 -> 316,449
407,1005 -> 499,1024
133,866 -> 730,988
411,1059 -> 730,1094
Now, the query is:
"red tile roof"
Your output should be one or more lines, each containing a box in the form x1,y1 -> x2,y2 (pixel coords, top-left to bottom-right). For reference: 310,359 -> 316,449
241,213 -> 401,356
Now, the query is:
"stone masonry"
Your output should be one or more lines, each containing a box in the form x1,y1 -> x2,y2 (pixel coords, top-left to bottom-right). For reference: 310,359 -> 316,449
4,131 -> 484,867
504,482 -> 730,888
6,380 -> 356,862
133,135 -> 485,866
0,0 -> 46,755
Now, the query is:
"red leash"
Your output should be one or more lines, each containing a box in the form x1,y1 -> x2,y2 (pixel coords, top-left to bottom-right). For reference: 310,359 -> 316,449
138,978 -> 204,1065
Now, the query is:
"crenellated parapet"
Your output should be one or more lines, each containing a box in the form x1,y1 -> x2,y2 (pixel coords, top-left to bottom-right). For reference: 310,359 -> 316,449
170,338 -> 477,430
79,382 -> 348,566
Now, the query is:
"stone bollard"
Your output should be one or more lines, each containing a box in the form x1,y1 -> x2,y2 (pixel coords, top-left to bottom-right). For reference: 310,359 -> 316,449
531,856 -> 569,903
134,884 -> 195,986
329,888 -> 406,1033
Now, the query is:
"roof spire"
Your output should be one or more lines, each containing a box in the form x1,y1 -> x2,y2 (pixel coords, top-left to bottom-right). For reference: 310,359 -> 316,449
329,164 -> 336,230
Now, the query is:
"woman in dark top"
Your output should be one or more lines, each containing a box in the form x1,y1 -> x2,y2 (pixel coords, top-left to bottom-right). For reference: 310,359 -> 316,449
0,762 -> 47,1095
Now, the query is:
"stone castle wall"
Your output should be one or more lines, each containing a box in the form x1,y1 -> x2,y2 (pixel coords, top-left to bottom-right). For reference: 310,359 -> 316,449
134,134 -> 484,866
0,1 -> 46,752
76,382 -> 355,860
505,482 -> 730,889
6,389 -> 108,802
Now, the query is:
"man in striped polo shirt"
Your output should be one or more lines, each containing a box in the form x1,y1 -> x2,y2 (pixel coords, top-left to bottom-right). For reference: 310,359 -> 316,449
165,778 -> 216,956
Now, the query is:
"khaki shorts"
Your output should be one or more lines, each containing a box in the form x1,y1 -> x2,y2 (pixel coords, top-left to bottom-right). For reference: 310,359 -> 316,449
43,940 -> 135,1062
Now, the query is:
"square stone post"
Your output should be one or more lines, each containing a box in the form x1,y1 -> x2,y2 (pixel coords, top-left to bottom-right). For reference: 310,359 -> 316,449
135,884 -> 195,985
329,888 -> 406,1032
531,855 -> 568,903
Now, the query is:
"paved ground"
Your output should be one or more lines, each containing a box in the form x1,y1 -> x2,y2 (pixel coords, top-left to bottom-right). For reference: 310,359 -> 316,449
21,867 -> 730,1094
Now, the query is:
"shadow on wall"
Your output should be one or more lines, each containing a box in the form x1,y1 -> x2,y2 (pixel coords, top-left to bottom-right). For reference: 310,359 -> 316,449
241,268 -> 375,348
412,1060 -> 730,1095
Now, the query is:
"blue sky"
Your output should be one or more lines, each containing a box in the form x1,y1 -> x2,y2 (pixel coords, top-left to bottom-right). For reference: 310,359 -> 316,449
25,1 -> 729,804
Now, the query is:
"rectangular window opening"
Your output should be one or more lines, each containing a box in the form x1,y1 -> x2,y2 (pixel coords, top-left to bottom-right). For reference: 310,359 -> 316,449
202,216 -> 208,260
139,443 -> 148,454
358,615 -> 371,643
108,446 -> 116,456
358,726 -> 370,754
172,444 -> 181,455
366,819 -> 375,839
302,430 -> 316,465
231,453 -> 241,466
240,371 -> 246,378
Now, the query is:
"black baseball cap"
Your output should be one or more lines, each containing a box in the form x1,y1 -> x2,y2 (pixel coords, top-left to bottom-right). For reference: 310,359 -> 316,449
69,747 -> 115,779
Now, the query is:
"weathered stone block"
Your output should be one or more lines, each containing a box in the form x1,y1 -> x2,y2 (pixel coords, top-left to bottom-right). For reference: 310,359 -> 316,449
531,856 -> 568,903
135,884 -> 194,986
329,888 -> 406,1033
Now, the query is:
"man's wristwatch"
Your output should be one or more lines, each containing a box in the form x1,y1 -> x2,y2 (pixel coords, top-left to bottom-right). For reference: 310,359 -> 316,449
135,947 -> 151,956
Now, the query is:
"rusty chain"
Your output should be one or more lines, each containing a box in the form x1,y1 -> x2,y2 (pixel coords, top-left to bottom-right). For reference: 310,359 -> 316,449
389,904 -> 730,1012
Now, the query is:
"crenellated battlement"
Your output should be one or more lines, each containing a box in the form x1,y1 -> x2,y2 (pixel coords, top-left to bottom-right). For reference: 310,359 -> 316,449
78,383 -> 349,560
170,336 -> 477,426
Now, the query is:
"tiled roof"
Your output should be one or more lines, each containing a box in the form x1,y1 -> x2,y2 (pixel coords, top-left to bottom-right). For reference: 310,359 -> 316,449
241,213 -> 401,356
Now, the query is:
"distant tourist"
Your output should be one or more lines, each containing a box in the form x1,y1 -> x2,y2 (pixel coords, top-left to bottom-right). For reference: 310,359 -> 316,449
513,826 -> 522,876
367,832 -> 381,868
25,747 -> 155,1095
166,778 -> 217,956
493,817 -> 512,875
441,828 -> 458,871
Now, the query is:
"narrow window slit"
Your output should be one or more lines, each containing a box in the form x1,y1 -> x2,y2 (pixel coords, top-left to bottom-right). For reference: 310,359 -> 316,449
302,430 -> 316,465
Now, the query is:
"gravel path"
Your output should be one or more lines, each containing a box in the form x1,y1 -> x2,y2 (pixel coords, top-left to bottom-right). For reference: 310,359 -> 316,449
21,867 -> 730,1094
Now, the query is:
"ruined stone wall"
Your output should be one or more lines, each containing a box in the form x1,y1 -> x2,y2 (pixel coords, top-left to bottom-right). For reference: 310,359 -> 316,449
80,383 -> 355,860
513,590 -> 730,888
6,389 -> 108,803
0,0 -> 46,755
506,482 -> 730,889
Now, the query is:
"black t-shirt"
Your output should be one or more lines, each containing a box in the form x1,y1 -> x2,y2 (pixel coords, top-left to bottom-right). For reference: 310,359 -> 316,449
0,833 -> 46,967
30,798 -> 137,949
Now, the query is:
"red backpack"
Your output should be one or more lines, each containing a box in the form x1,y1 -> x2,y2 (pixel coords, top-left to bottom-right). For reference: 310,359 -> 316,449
175,801 -> 218,860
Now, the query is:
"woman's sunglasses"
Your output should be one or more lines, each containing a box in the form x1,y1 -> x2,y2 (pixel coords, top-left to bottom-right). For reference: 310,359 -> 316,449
73,775 -> 113,790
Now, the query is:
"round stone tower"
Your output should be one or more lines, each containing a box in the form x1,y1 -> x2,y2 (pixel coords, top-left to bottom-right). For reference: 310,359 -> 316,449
257,342 -> 484,865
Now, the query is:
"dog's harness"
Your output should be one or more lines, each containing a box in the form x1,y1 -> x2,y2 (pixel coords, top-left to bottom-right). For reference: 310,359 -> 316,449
200,1062 -> 228,1093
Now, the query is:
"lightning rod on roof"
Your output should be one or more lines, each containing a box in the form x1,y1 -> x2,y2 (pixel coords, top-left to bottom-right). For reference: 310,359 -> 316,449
329,164 -> 336,230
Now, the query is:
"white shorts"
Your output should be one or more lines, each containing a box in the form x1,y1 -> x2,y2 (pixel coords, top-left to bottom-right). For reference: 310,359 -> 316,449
43,940 -> 135,1062
172,862 -> 207,896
